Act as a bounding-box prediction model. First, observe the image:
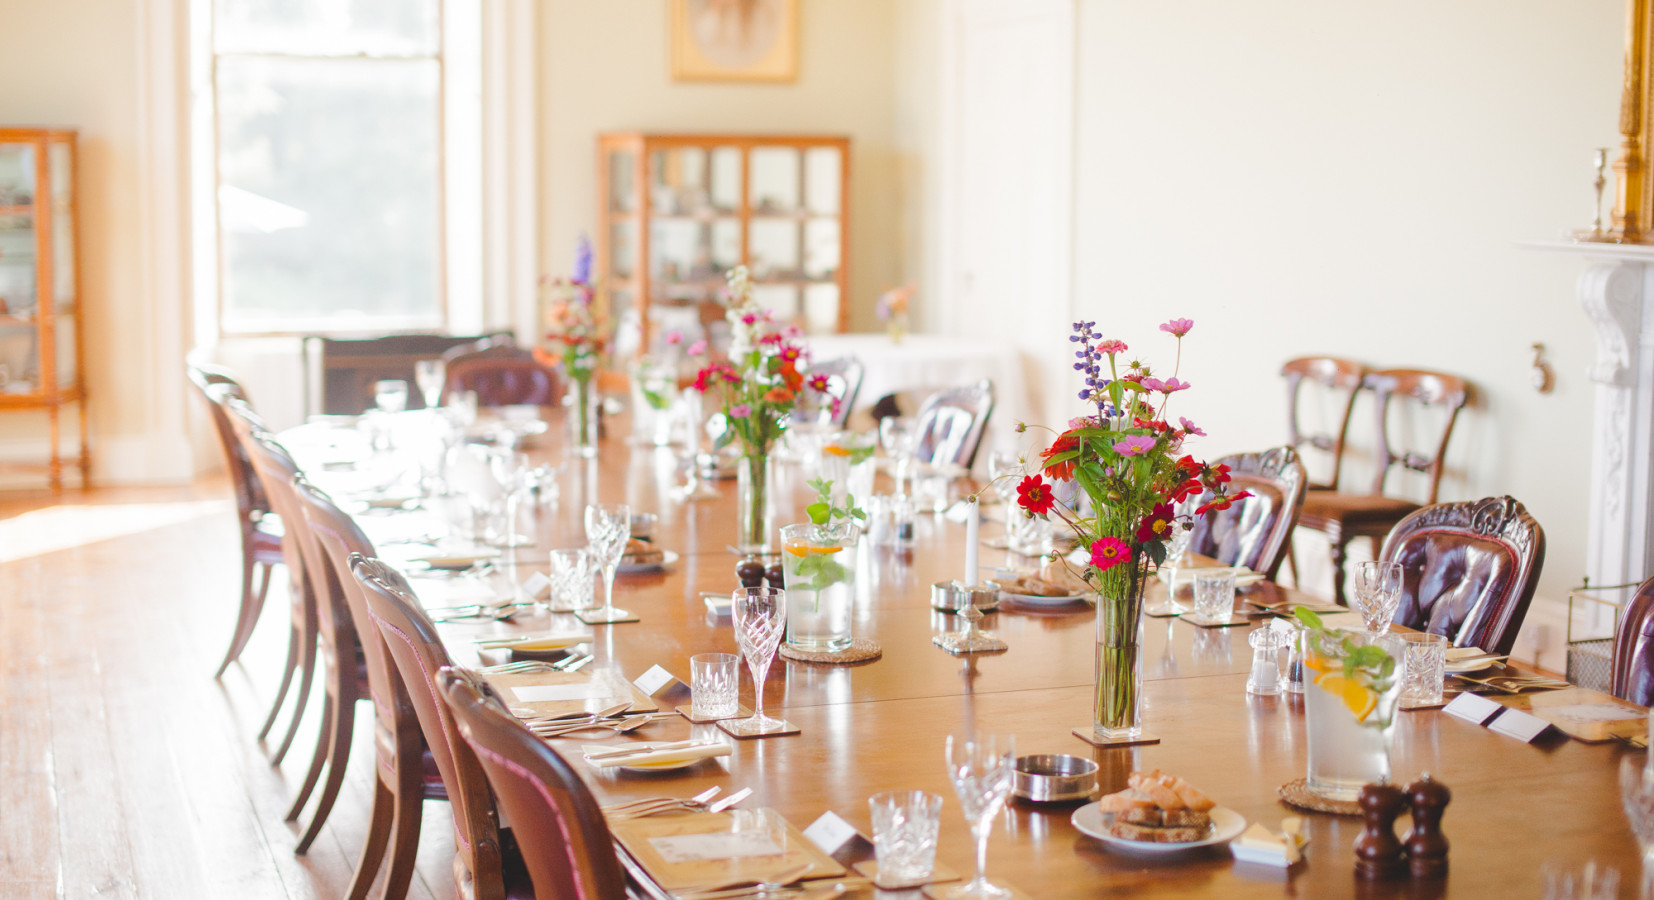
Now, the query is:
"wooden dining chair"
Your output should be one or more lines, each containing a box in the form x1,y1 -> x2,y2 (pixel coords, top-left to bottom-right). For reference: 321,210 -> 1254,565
446,348 -> 563,408
221,397 -> 322,762
438,666 -> 629,900
354,555 -> 524,900
1611,577 -> 1654,706
1281,357 -> 1368,492
187,363 -> 285,678
1377,495 -> 1546,656
296,482 -> 453,897
801,356 -> 863,428
1294,367 -> 1470,605
913,379 -> 995,470
1183,447 -> 1307,581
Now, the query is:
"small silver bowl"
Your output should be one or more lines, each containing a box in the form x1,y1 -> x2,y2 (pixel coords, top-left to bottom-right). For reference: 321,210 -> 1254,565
930,580 -> 1000,613
1013,754 -> 1098,803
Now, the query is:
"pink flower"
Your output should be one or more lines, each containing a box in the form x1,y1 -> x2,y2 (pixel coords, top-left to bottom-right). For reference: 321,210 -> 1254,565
783,324 -> 804,339
665,331 -> 683,345
1160,378 -> 1191,393
1139,377 -> 1166,392
1068,416 -> 1099,430
760,333 -> 783,346
1160,318 -> 1194,338
1113,435 -> 1157,456
687,339 -> 708,356
730,403 -> 752,418
741,313 -> 759,326
780,346 -> 802,363
1089,536 -> 1131,572
806,373 -> 831,392
1179,417 -> 1205,437
1097,339 -> 1128,355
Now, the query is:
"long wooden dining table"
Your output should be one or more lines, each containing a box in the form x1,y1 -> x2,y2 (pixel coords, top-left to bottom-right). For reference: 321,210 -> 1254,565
292,413 -> 1648,898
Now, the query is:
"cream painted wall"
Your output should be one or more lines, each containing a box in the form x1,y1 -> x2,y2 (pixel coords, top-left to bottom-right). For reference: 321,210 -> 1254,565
537,0 -> 900,334
897,0 -> 1625,665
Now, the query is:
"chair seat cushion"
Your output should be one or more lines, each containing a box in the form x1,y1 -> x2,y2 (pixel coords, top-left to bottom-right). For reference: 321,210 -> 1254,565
1298,492 -> 1420,531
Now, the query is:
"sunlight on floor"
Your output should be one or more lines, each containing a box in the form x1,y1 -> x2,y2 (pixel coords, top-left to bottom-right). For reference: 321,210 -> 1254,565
0,500 -> 230,563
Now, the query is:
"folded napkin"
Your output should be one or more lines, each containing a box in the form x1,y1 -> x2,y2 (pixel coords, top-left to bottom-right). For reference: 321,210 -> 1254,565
1230,817 -> 1307,867
584,742 -> 731,769
473,632 -> 592,651
411,548 -> 501,569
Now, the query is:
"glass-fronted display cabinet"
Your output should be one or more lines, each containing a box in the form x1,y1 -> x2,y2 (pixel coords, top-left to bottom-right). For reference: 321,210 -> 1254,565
597,133 -> 849,358
0,128 -> 87,490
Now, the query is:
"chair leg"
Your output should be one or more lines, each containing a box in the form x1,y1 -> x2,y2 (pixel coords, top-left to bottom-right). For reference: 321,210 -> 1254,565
269,595 -> 320,766
285,690 -> 335,822
345,777 -> 395,900
215,553 -> 270,678
293,686 -> 356,854
377,749 -> 426,900
257,620 -> 300,741
1285,539 -> 1299,588
1329,532 -> 1351,607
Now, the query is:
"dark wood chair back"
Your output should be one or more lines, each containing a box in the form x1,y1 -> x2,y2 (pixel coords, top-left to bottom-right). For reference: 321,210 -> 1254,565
1378,495 -> 1545,656
1612,577 -> 1654,706
1185,447 -> 1307,580
802,356 -> 863,428
353,555 -> 506,900
1281,356 -> 1367,491
446,354 -> 563,408
305,332 -> 511,415
914,379 -> 994,469
1365,368 -> 1470,504
438,667 -> 628,900
221,399 -> 310,595
188,364 -> 269,520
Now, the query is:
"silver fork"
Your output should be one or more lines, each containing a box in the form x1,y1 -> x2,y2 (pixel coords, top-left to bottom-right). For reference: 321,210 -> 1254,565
477,654 -> 585,675
603,786 -> 722,816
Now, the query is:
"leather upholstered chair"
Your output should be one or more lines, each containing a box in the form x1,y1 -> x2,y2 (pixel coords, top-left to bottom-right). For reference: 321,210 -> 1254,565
1611,577 -> 1654,706
1184,447 -> 1307,581
439,666 -> 629,900
913,379 -> 995,470
355,555 -> 527,900
800,356 -> 864,428
1377,495 -> 1545,656
187,363 -> 284,677
445,345 -> 563,408
1295,368 -> 1470,605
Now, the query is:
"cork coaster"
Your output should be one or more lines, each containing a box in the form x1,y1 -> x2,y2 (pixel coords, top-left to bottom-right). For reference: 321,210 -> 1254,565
674,703 -> 752,724
715,717 -> 801,740
1278,777 -> 1361,816
779,637 -> 883,665
853,860 -> 962,891
575,609 -> 641,625
1070,727 -> 1160,747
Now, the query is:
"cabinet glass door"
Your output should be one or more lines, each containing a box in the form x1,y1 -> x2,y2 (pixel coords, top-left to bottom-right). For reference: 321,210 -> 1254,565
0,141 -> 37,393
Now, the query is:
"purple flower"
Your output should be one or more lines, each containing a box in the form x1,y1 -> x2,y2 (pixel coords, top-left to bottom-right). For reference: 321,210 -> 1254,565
1113,435 -> 1157,456
1161,378 -> 1191,393
730,403 -> 752,418
1160,318 -> 1193,338
1179,417 -> 1205,436
572,234 -> 593,284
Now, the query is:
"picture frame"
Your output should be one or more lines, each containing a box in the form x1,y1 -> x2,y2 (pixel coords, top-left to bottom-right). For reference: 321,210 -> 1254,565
669,0 -> 798,84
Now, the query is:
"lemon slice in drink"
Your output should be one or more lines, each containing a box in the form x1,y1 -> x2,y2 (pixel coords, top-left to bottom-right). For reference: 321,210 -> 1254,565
784,540 -> 845,558
1313,673 -> 1378,723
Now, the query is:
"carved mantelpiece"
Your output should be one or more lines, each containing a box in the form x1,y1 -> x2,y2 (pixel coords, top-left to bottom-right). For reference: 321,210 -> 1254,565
1526,241 -> 1654,595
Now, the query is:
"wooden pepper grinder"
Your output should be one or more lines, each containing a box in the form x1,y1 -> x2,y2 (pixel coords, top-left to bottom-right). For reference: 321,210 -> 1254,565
765,562 -> 785,591
1405,774 -> 1451,878
1353,781 -> 1407,880
735,558 -> 767,590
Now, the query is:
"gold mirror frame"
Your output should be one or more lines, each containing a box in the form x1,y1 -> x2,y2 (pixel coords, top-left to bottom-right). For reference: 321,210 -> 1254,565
1611,0 -> 1654,241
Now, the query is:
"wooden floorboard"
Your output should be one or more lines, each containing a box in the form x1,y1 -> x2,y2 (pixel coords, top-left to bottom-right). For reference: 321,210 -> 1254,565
0,481 -> 460,900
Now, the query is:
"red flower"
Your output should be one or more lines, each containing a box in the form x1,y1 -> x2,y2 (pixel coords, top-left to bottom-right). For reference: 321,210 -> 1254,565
764,385 -> 796,404
1136,502 -> 1176,543
693,365 -> 734,393
1040,431 -> 1082,481
1132,417 -> 1170,433
1196,490 -> 1253,517
1206,463 -> 1232,486
1169,477 -> 1204,504
1089,536 -> 1131,572
779,361 -> 804,393
1016,475 -> 1055,515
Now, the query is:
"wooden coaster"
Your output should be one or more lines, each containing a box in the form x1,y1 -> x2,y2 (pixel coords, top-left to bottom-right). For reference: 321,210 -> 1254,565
1400,698 -> 1447,712
923,882 -> 1032,900
779,637 -> 883,665
715,717 -> 801,740
853,860 -> 961,891
1278,777 -> 1361,816
575,609 -> 640,625
1071,727 -> 1160,747
674,703 -> 752,724
1177,612 -> 1251,628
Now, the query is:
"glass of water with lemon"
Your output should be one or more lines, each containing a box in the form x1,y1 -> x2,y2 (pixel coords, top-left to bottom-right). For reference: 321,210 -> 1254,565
1297,609 -> 1403,801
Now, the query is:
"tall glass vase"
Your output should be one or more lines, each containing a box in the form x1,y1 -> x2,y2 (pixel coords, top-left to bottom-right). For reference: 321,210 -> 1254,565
737,453 -> 774,554
1092,555 -> 1149,741
566,375 -> 597,458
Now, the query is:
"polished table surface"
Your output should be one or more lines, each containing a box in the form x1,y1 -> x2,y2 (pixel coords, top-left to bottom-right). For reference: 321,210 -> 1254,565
291,415 -> 1646,898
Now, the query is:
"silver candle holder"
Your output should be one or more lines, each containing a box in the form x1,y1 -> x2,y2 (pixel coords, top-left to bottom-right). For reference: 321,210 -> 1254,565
932,580 -> 1007,653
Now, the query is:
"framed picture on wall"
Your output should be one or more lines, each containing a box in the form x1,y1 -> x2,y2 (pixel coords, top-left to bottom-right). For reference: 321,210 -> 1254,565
669,0 -> 798,83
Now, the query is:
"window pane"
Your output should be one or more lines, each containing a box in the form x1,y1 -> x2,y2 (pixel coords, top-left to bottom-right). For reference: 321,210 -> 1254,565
215,0 -> 438,56
216,56 -> 441,333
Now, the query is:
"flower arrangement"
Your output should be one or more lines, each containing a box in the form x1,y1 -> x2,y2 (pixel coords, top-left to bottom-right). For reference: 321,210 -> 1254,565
1012,317 -> 1249,739
876,283 -> 913,343
691,265 -> 808,458
536,235 -> 608,453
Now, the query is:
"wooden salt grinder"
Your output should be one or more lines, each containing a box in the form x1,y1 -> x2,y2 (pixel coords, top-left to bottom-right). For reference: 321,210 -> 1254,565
1353,782 -> 1407,880
765,562 -> 785,591
736,558 -> 767,590
1405,774 -> 1451,878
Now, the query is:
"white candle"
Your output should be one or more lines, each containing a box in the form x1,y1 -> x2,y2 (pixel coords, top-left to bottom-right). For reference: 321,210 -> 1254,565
964,496 -> 980,587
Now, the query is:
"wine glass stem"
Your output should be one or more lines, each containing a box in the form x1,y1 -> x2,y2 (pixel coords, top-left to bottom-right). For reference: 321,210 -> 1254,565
750,656 -> 771,720
602,564 -> 618,613
971,817 -> 992,888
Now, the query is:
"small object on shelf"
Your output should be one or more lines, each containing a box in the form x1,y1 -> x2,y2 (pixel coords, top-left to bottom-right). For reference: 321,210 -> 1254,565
1404,774 -> 1451,879
1353,782 -> 1408,880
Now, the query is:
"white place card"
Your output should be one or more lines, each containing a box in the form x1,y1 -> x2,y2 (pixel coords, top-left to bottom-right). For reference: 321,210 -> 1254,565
1488,708 -> 1554,743
803,811 -> 868,856
1443,692 -> 1504,726
648,832 -> 786,864
521,572 -> 551,598
508,683 -> 610,703
634,664 -> 682,697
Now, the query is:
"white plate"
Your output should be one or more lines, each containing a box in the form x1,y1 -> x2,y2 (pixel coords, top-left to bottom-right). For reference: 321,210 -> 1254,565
999,589 -> 1092,608
413,549 -> 502,570
618,549 -> 679,574
1445,658 -> 1502,675
1071,804 -> 1246,855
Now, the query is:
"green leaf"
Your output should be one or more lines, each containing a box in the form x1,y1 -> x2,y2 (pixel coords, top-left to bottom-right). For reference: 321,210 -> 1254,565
1294,608 -> 1325,631
806,501 -> 831,526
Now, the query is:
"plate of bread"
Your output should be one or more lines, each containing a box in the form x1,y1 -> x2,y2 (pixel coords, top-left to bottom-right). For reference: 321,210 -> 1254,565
616,539 -> 677,573
995,574 -> 1091,607
1072,770 -> 1244,854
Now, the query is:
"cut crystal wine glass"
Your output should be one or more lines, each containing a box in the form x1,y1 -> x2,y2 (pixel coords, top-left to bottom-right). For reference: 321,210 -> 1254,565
582,503 -> 631,623
727,586 -> 789,736
1352,560 -> 1404,635
943,733 -> 1016,899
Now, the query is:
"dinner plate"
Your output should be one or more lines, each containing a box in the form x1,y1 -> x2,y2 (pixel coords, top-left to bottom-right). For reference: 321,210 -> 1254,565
1445,658 -> 1503,675
413,548 -> 502,570
999,589 -> 1092,608
617,549 -> 678,574
1071,803 -> 1246,855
